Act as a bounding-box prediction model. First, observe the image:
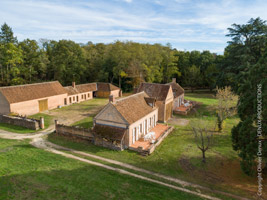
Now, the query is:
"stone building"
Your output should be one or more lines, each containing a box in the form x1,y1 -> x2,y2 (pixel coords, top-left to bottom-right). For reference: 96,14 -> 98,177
96,82 -> 122,98
0,81 -> 67,115
64,82 -> 97,105
93,92 -> 158,150
136,83 -> 173,122
166,78 -> 184,109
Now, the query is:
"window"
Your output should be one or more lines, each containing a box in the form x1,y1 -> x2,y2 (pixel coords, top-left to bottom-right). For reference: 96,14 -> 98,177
88,93 -> 90,98
69,97 -> 72,103
81,95 -> 83,99
73,97 -> 75,101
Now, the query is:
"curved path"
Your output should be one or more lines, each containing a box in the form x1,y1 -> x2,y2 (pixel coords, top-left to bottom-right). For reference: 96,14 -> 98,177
0,128 -> 250,200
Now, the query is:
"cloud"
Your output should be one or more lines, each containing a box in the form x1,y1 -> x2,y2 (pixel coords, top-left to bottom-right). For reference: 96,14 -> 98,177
0,0 -> 266,53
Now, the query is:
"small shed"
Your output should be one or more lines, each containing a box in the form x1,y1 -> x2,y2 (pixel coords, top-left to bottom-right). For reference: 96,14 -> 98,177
96,82 -> 122,98
93,124 -> 127,150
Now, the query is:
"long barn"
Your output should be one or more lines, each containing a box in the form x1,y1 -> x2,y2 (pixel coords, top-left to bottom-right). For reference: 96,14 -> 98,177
0,81 -> 67,115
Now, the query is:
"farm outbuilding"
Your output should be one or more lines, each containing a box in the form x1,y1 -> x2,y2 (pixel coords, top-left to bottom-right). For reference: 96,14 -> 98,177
136,83 -> 173,122
166,78 -> 185,109
0,81 -> 67,116
96,82 -> 122,98
64,82 -> 97,105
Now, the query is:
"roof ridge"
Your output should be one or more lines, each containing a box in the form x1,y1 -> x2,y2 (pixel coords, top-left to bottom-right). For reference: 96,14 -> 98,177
142,82 -> 170,87
115,91 -> 145,103
75,83 -> 96,87
0,81 -> 59,89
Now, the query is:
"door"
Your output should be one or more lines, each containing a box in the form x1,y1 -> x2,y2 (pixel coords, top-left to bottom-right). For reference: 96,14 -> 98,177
132,128 -> 136,144
64,98 -> 67,105
39,99 -> 48,112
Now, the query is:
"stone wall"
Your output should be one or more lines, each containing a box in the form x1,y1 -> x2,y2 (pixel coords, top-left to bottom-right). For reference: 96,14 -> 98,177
55,123 -> 123,150
94,136 -> 123,151
0,115 -> 41,130
55,124 -> 94,141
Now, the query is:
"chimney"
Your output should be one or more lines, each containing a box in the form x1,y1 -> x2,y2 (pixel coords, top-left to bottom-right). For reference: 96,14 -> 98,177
72,82 -> 76,88
109,95 -> 115,103
172,78 -> 176,83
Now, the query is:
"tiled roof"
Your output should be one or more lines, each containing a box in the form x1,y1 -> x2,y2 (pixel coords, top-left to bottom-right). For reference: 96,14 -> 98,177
64,86 -> 79,95
93,124 -> 126,141
0,81 -> 67,104
166,82 -> 184,98
97,82 -> 120,92
137,82 -> 171,101
113,92 -> 157,124
75,83 -> 97,93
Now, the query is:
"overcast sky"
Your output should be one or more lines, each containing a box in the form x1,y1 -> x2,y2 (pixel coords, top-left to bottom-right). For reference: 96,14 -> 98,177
0,0 -> 266,53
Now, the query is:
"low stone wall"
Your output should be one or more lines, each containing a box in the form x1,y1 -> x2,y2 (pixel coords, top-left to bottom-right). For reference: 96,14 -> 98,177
94,136 -> 123,151
0,115 -> 41,130
55,124 -> 94,141
55,123 -> 124,150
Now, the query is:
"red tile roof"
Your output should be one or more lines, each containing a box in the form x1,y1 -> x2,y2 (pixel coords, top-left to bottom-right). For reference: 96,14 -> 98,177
166,82 -> 184,98
0,81 -> 66,104
137,83 -> 171,101
97,82 -> 120,91
113,92 -> 157,124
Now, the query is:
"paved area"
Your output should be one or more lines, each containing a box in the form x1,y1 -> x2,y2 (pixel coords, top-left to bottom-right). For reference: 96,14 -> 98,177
130,124 -> 169,150
167,116 -> 190,126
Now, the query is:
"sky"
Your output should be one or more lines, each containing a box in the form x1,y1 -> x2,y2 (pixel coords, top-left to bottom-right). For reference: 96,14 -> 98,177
0,0 -> 266,54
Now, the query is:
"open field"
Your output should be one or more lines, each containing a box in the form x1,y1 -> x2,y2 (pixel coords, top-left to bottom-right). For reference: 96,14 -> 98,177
48,92 -> 260,199
0,138 -> 204,200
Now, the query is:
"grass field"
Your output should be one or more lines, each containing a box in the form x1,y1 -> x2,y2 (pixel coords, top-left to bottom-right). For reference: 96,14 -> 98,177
0,139 -> 203,200
0,123 -> 37,133
48,92 -> 258,198
71,116 -> 94,129
30,113 -> 54,129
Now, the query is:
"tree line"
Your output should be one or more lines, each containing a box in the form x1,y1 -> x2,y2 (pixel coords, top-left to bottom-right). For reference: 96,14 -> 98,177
0,23 -> 219,91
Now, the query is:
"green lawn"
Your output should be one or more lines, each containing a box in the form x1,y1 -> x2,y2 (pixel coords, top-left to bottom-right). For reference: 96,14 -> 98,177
71,116 -> 94,129
30,113 -> 54,129
54,98 -> 108,112
0,139 -> 203,200
0,123 -> 37,134
48,92 -> 257,198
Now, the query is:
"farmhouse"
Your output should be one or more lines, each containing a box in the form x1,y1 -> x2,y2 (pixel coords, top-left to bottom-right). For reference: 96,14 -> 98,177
64,82 -> 97,105
166,78 -> 184,109
96,82 -> 122,98
136,83 -> 173,122
0,81 -> 67,115
93,92 -> 158,150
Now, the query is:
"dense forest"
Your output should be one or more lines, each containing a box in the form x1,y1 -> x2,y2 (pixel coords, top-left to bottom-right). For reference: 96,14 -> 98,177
0,22 -> 221,91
